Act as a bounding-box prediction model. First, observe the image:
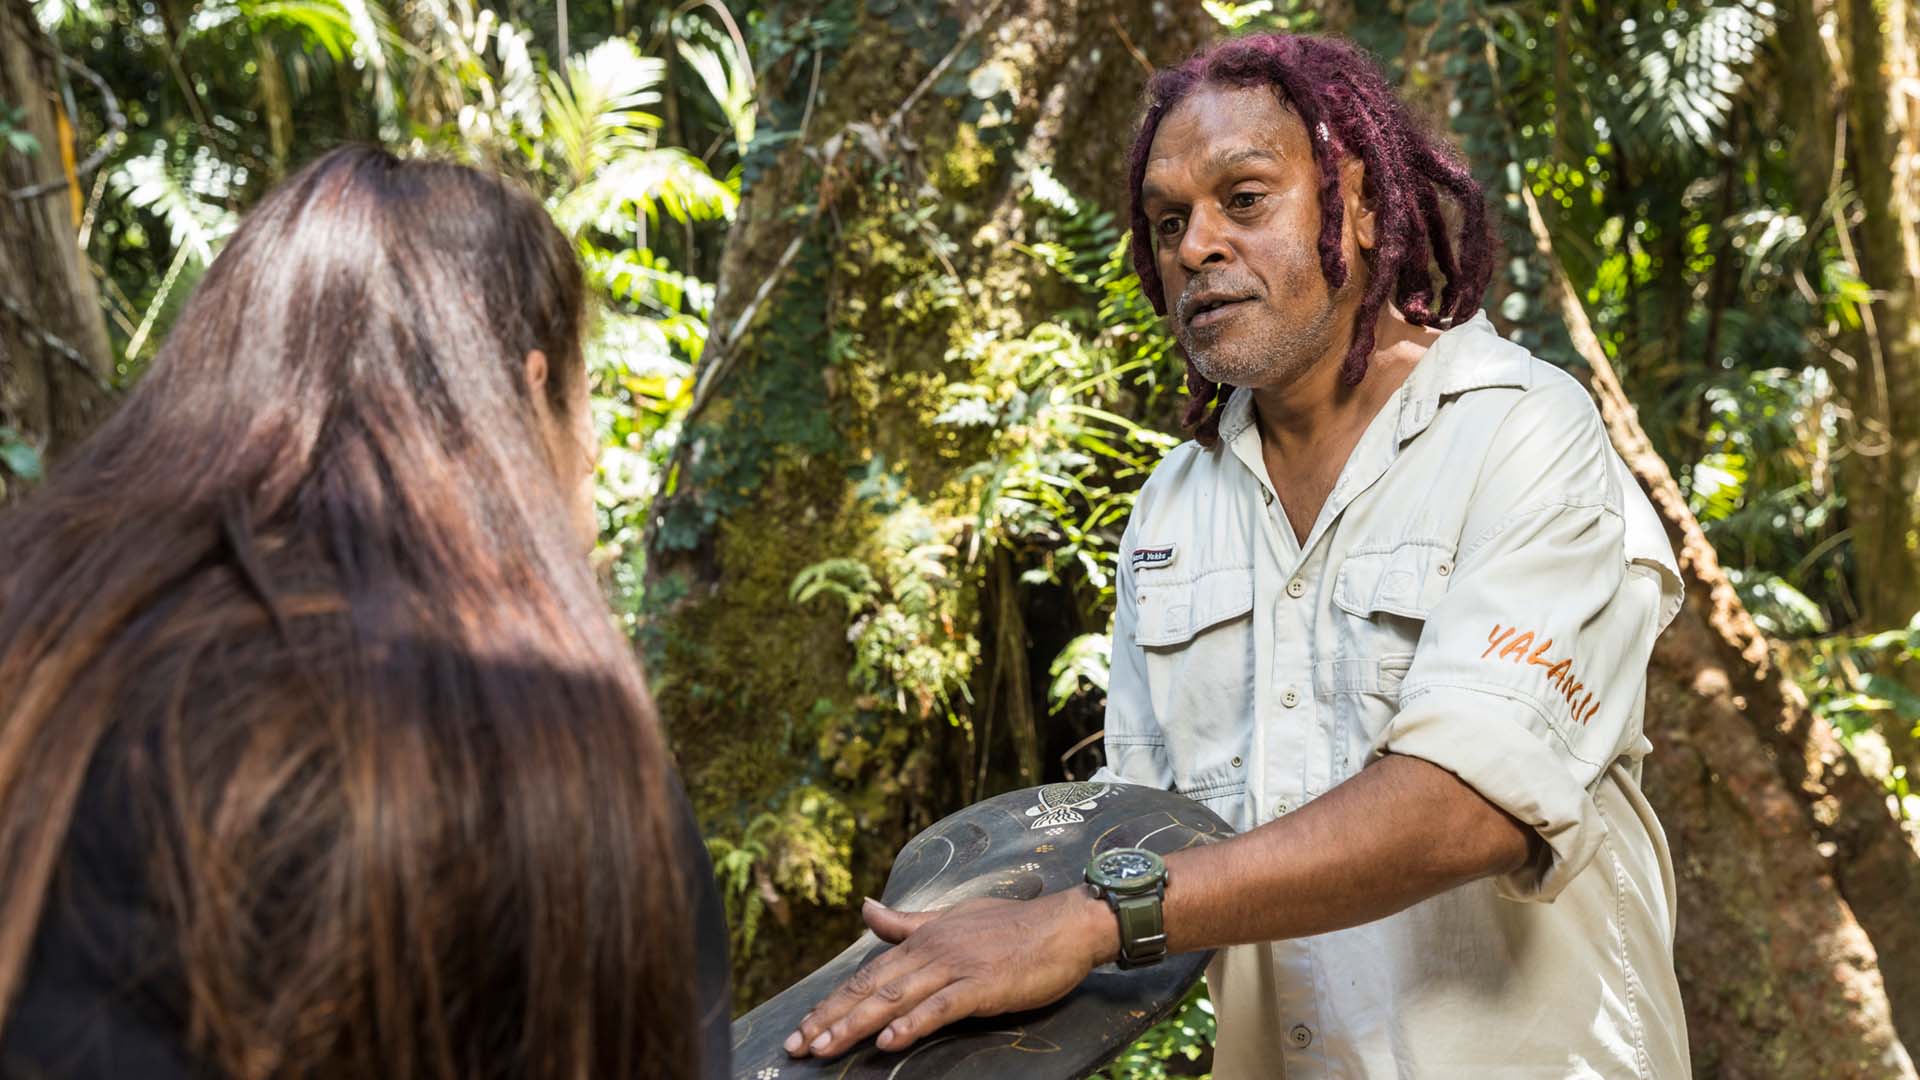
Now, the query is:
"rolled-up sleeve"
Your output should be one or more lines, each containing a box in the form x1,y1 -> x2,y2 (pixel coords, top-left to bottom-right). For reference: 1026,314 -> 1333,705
1374,381 -> 1681,902
1091,529 -> 1176,790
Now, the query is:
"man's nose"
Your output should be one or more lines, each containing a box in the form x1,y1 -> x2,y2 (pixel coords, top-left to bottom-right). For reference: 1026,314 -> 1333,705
1178,205 -> 1232,272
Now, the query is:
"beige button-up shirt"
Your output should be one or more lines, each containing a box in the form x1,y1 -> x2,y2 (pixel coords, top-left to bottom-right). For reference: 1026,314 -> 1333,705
1091,314 -> 1689,1078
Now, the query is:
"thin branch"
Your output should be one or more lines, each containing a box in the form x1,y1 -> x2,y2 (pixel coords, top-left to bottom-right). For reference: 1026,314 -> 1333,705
884,0 -> 1007,135
123,243 -> 193,362
684,232 -> 804,423
1823,110 -> 1895,458
796,47 -> 823,151
1108,14 -> 1153,75
8,55 -> 126,203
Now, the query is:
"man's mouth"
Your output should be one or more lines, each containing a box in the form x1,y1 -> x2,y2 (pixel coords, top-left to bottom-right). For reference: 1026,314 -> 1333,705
1186,296 -> 1252,329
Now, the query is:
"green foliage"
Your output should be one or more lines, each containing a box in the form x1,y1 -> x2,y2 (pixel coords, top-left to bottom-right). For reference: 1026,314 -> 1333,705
0,427 -> 45,487
1205,0 -> 1324,32
707,784 -> 856,956
37,0 -> 743,613
110,143 -> 240,267
1094,981 -> 1218,1079
49,0 -> 1920,1060
772,160 -> 1185,765
1618,0 -> 1778,152
1440,0 -> 1919,829
1047,632 -> 1111,714
1794,615 -> 1920,815
1,101 -> 38,156
676,18 -> 756,157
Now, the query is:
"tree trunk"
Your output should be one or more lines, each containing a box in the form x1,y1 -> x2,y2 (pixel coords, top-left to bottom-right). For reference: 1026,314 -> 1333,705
1837,0 -> 1920,636
1521,182 -> 1920,1076
1785,0 -> 1920,926
0,0 -> 112,499
1404,0 -> 1920,1061
647,0 -> 1214,1007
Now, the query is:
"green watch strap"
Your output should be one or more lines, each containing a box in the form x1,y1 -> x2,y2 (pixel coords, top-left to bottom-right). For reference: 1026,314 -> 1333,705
1113,890 -> 1167,969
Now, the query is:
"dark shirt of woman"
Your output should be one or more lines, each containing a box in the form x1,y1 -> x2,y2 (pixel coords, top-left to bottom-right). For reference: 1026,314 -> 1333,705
0,724 -> 732,1079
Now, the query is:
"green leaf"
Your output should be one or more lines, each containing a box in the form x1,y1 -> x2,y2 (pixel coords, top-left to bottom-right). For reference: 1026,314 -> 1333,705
111,144 -> 239,266
1047,633 -> 1112,712
676,28 -> 755,154
0,436 -> 43,482
1865,675 -> 1920,724
1,102 -> 38,156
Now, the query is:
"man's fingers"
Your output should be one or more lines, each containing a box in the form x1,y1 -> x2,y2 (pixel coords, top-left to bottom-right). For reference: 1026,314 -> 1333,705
784,949 -> 922,1056
802,964 -> 957,1059
863,897 -> 939,944
874,980 -> 982,1053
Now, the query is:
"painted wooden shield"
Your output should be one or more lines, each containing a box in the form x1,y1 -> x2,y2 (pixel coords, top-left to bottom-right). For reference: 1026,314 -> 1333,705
728,782 -> 1234,1079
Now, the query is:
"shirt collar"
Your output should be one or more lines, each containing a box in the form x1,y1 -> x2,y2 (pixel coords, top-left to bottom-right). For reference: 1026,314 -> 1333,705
1211,310 -> 1530,448
1394,311 -> 1534,442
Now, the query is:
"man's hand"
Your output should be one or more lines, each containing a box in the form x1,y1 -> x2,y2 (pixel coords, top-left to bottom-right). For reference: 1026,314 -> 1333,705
783,888 -> 1119,1059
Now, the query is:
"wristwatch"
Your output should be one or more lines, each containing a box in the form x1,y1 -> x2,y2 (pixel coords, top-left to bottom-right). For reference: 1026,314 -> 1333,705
1085,846 -> 1169,970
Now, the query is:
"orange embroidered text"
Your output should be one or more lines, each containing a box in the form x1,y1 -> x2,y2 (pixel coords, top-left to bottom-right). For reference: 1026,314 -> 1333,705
1482,624 -> 1601,725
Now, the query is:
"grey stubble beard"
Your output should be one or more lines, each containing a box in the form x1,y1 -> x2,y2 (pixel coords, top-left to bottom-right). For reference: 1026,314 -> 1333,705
1179,293 -> 1340,393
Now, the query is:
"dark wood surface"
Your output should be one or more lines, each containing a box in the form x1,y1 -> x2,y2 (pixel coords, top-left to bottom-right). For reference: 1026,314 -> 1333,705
729,783 -> 1231,1079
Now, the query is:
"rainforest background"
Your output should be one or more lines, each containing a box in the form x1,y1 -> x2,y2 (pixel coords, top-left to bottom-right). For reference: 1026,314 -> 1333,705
4,0 -> 1920,1072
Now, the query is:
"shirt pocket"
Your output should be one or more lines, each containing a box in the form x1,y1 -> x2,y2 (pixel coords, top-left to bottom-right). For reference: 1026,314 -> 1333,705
1323,538 -> 1457,698
1175,759 -> 1253,833
1133,567 -> 1255,647
1133,567 -> 1254,804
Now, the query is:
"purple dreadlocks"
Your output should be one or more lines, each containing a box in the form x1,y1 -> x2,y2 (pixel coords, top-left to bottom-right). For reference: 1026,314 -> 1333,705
1127,33 -> 1495,446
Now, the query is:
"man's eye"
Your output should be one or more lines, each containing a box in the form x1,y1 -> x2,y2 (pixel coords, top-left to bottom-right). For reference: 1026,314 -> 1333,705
1230,192 -> 1263,209
1156,215 -> 1184,237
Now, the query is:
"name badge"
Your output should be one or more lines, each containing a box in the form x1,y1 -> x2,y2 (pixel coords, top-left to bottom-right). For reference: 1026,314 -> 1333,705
1130,545 -> 1176,570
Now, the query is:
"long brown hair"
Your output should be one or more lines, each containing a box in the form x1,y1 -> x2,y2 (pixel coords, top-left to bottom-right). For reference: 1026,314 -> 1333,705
0,145 -> 696,1077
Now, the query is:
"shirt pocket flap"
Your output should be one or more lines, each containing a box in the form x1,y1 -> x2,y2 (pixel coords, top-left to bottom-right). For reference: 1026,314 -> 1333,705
1134,570 -> 1254,648
1333,539 -> 1456,621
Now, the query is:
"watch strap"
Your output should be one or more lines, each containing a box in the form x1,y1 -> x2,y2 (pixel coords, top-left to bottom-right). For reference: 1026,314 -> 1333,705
1112,888 -> 1167,969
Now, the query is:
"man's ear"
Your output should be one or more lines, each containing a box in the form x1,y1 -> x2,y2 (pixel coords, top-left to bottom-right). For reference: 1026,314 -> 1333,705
1340,156 -> 1376,252
525,349 -> 550,393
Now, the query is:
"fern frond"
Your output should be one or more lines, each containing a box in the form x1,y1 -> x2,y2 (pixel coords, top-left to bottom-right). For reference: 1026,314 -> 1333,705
112,144 -> 239,265
1621,0 -> 1776,152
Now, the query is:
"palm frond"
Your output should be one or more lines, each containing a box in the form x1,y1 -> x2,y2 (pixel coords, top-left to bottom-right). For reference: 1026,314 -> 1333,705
337,0 -> 400,137
543,39 -> 667,183
494,20 -> 542,134
31,0 -> 114,32
112,144 -> 239,265
183,0 -> 359,60
677,35 -> 754,154
1620,0 -> 1777,152
552,146 -> 737,236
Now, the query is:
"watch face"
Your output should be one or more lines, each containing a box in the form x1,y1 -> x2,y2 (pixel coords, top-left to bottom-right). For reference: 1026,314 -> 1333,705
1096,848 -> 1160,887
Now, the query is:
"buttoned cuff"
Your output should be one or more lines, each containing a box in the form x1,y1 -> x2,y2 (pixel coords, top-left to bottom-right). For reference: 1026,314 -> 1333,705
1373,683 -> 1607,902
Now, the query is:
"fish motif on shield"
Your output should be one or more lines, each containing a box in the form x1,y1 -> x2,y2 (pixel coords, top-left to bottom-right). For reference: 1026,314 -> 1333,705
1025,782 -> 1111,830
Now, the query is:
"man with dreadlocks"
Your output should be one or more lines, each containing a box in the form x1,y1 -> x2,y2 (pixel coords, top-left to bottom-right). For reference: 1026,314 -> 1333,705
786,32 -> 1688,1077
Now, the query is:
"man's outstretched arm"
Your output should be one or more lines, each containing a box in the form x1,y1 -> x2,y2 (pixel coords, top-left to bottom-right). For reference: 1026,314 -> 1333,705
783,751 -> 1536,1059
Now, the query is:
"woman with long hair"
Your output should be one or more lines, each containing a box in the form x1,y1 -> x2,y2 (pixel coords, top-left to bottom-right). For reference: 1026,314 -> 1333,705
0,145 -> 728,1078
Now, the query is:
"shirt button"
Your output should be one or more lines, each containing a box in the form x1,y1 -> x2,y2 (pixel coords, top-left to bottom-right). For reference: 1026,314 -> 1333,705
1281,687 -> 1301,708
1437,560 -> 1452,577
1230,755 -> 1243,768
1285,578 -> 1306,598
1289,1024 -> 1314,1048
